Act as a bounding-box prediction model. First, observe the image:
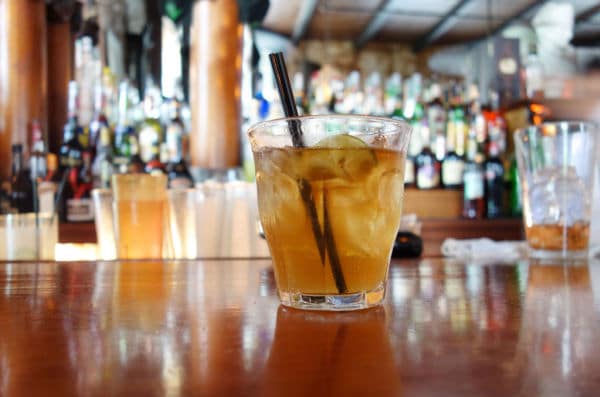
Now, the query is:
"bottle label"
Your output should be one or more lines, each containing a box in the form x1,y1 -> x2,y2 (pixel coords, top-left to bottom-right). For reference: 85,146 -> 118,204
404,160 -> 415,184
464,171 -> 484,200
417,164 -> 439,189
67,198 -> 94,222
442,159 -> 464,186
38,181 -> 56,214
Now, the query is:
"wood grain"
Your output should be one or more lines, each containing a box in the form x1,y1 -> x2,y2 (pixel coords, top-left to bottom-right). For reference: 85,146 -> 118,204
0,0 -> 48,179
0,257 -> 599,396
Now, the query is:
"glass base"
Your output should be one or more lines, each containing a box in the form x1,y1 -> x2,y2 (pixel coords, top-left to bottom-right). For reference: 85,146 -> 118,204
528,247 -> 588,261
278,283 -> 385,311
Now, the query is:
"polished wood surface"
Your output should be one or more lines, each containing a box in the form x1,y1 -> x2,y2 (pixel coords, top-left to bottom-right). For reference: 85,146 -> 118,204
1,257 -> 600,396
0,0 -> 48,179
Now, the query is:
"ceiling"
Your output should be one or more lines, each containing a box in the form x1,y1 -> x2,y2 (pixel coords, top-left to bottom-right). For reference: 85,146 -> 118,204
261,0 -> 600,50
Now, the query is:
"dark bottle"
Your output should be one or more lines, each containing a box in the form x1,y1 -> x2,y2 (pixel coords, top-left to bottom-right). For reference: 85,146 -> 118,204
65,151 -> 94,222
165,105 -> 194,188
441,110 -> 464,189
415,123 -> 440,189
0,181 -> 11,214
484,139 -> 504,218
462,134 -> 484,219
10,144 -> 34,213
59,81 -> 84,173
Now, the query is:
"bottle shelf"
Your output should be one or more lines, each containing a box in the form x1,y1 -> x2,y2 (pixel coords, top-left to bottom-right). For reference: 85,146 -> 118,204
58,216 -> 524,259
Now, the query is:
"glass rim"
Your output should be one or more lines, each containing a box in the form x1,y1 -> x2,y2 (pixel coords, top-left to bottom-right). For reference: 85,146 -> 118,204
514,120 -> 598,140
248,114 -> 411,137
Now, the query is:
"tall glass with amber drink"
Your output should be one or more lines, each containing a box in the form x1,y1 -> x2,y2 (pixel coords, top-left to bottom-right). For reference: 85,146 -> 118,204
515,122 -> 597,259
249,115 -> 411,310
112,174 -> 168,259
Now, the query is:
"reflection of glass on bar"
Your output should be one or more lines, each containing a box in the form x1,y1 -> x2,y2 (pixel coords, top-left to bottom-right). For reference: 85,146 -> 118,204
112,174 -> 167,259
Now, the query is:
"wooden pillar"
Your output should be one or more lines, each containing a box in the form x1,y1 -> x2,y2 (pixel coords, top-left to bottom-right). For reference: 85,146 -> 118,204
189,0 -> 242,170
46,22 -> 73,155
0,0 -> 48,179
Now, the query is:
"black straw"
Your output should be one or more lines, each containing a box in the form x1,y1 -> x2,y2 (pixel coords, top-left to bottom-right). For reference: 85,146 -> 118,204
268,52 -> 347,294
268,53 -> 304,148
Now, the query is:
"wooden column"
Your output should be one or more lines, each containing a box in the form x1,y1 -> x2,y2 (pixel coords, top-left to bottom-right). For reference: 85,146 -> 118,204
189,0 -> 242,170
46,22 -> 72,155
0,0 -> 48,179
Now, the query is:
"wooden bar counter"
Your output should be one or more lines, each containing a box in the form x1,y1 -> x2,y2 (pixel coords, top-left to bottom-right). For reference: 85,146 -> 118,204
1,257 -> 600,396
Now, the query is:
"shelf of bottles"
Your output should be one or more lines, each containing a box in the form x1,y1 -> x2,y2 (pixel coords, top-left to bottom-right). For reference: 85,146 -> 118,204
0,37 -> 195,223
287,70 -> 531,220
1,36 -> 535,225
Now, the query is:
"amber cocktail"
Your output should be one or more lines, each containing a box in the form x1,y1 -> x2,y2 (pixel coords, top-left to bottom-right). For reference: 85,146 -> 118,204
249,116 -> 411,310
112,174 -> 167,259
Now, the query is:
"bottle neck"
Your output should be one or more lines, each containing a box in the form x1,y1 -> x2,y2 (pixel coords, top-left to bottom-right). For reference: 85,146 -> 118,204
12,150 -> 23,176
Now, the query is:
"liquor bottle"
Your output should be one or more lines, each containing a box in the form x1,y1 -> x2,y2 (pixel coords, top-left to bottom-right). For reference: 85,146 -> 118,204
59,81 -> 84,173
523,43 -> 544,99
38,153 -> 59,214
415,123 -> 440,189
29,120 -> 47,182
165,99 -> 185,165
508,156 -> 522,216
452,106 -> 467,158
426,83 -> 446,163
441,111 -> 464,189
92,127 -> 113,188
484,138 -> 504,218
138,78 -> 163,164
128,138 -> 145,174
0,181 -> 11,214
10,144 -> 34,213
462,133 -> 484,219
89,82 -> 110,160
66,151 -> 94,222
144,145 -> 166,175
113,80 -> 137,173
164,105 -> 194,188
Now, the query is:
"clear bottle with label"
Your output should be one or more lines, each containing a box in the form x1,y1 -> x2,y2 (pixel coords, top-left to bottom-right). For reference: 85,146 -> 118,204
138,78 -> 163,164
462,134 -> 484,219
441,112 -> 464,189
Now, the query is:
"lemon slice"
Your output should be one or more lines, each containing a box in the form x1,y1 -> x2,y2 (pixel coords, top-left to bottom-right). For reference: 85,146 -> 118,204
311,134 -> 378,181
314,134 -> 369,149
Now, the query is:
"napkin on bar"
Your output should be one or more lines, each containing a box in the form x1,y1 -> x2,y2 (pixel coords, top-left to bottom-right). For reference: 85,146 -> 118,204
441,238 -> 528,262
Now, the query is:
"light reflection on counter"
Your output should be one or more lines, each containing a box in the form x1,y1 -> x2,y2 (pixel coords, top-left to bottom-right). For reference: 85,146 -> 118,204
55,243 -> 99,261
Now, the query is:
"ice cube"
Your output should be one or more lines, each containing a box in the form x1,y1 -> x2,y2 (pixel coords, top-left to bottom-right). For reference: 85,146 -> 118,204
529,167 -> 591,226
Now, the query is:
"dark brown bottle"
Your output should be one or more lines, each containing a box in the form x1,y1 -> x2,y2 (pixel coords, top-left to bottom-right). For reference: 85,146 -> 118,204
484,139 -> 504,218
415,123 -> 440,189
10,144 -> 34,213
462,134 -> 484,219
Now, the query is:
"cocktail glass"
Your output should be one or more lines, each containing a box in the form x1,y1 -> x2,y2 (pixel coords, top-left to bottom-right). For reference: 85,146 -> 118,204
248,115 -> 411,310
